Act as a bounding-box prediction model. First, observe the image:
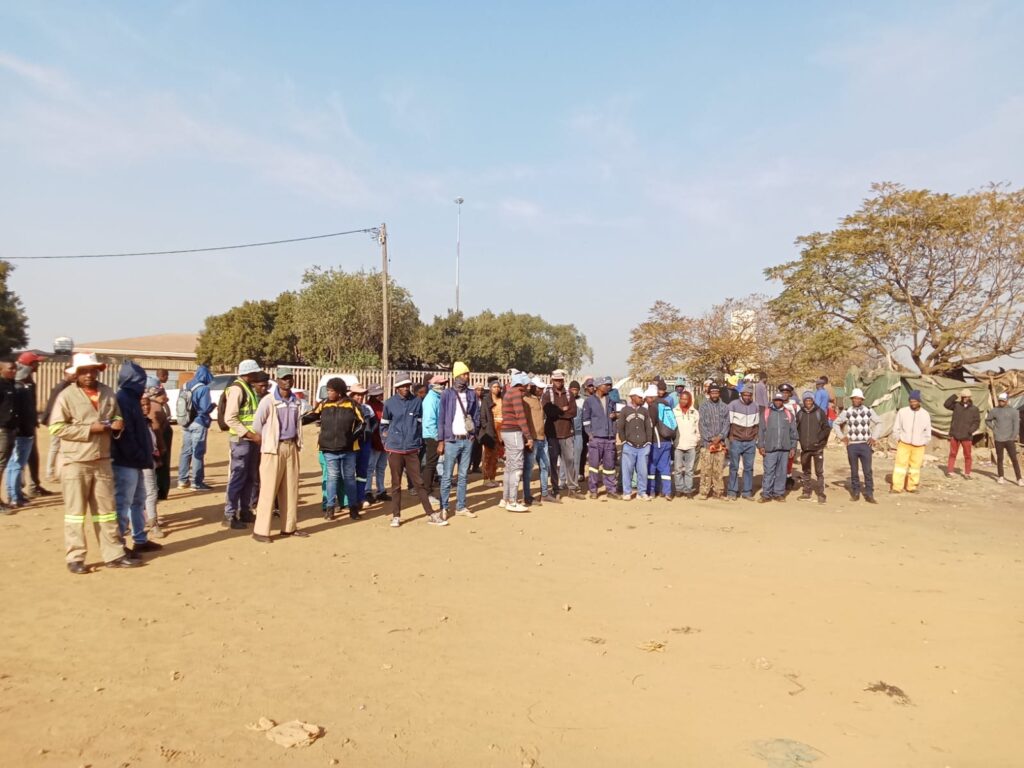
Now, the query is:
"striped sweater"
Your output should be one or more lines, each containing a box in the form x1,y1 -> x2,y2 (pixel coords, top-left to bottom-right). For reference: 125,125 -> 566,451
500,385 -> 532,436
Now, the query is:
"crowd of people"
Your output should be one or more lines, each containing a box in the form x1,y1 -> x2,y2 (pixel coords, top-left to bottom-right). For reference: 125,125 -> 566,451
1,352 -> 1022,575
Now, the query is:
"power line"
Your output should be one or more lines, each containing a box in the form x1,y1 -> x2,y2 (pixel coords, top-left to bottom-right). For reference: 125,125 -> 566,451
4,227 -> 381,260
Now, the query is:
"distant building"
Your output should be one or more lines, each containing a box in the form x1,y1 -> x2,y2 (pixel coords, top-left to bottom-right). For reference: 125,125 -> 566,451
74,333 -> 198,385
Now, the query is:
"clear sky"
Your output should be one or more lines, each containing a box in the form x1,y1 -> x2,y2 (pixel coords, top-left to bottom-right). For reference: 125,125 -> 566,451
2,1 -> 1022,375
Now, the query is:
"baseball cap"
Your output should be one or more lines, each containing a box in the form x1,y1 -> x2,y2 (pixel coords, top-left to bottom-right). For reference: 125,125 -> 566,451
430,374 -> 449,385
511,372 -> 530,387
628,387 -> 644,398
17,352 -> 43,365
275,366 -> 293,379
531,376 -> 546,388
999,392 -> 1009,400
596,375 -> 613,387
583,377 -> 595,387
644,385 -> 659,398
772,391 -> 785,400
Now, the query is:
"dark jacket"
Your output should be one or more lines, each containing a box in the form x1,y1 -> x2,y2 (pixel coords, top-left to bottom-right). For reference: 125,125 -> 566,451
698,398 -> 730,447
302,397 -> 363,452
758,404 -> 798,452
381,392 -> 424,453
943,395 -> 981,441
438,386 -> 480,442
582,394 -> 616,439
112,361 -> 155,470
479,391 -> 501,447
12,379 -> 36,436
542,387 -> 577,440
727,398 -> 759,442
617,404 -> 653,447
0,377 -> 15,429
986,405 -> 1020,443
795,405 -> 830,452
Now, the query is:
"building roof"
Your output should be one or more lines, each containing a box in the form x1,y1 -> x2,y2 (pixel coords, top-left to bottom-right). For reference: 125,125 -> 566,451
75,333 -> 198,359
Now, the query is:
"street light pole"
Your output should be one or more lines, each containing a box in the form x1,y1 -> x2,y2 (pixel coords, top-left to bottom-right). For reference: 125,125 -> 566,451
454,196 -> 464,313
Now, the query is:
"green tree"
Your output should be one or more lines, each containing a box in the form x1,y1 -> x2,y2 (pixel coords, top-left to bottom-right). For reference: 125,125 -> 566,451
196,299 -> 279,369
419,310 -> 592,373
0,260 -> 29,358
767,183 -> 1024,374
628,295 -> 861,385
292,267 -> 421,368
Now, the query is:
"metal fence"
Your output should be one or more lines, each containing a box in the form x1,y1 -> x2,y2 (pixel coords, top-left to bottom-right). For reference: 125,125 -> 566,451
33,360 -> 540,409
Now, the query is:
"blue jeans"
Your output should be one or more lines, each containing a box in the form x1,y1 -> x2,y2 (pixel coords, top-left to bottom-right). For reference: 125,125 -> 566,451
368,449 -> 388,495
178,423 -> 208,485
728,439 -> 756,497
621,443 -> 651,497
440,438 -> 473,511
523,438 -> 550,501
5,435 -> 34,504
762,450 -> 789,499
113,464 -> 148,544
847,442 -> 874,496
322,451 -> 358,511
225,439 -> 259,519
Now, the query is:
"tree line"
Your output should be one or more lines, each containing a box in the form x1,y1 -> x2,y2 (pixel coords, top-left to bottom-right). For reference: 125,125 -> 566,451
195,266 -> 593,373
629,183 -> 1024,383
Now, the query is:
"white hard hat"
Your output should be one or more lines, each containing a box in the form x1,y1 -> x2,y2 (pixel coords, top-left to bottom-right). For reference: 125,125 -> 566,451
851,388 -> 865,398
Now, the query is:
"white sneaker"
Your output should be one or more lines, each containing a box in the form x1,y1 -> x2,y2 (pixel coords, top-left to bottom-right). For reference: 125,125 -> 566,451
456,508 -> 476,518
505,502 -> 529,513
439,508 -> 449,521
498,498 -> 507,509
485,480 -> 500,488
998,477 -> 1006,485
639,495 -> 652,502
428,495 -> 440,508
390,517 -> 401,528
1018,478 -> 1024,487
427,513 -> 449,526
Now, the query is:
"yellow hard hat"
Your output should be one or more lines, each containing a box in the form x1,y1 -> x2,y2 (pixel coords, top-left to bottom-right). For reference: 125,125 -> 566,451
453,361 -> 470,377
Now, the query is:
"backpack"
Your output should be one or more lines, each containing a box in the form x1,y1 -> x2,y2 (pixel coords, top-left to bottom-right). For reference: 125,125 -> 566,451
176,385 -> 196,427
217,381 -> 243,432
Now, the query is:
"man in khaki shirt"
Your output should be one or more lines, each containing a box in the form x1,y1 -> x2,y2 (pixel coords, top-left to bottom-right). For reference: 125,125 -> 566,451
50,353 -> 141,574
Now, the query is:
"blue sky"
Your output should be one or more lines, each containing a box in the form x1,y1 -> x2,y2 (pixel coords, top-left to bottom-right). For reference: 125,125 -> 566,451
2,1 -> 1022,374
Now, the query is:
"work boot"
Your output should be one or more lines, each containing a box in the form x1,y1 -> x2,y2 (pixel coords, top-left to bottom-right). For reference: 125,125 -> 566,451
324,507 -> 336,521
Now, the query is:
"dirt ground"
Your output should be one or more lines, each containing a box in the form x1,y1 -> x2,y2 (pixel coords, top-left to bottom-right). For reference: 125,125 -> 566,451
0,429 -> 1021,768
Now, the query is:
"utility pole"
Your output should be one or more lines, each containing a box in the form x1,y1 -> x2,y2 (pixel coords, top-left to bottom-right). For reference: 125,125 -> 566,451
379,223 -> 389,380
454,197 -> 464,312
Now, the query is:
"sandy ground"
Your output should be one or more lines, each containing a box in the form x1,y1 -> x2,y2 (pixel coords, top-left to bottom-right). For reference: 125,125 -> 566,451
0,429 -> 1022,768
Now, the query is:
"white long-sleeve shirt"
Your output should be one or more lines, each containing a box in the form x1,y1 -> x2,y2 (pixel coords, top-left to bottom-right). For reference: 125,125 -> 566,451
892,406 -> 931,447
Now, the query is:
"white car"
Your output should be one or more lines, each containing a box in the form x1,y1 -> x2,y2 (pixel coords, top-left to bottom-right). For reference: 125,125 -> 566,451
166,374 -> 309,423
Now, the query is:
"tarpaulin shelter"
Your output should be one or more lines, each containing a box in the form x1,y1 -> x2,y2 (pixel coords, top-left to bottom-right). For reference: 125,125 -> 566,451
843,367 -> 992,439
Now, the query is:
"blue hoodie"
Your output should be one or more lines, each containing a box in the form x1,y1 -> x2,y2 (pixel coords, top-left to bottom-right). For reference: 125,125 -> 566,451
186,365 -> 215,428
422,388 -> 441,440
112,361 -> 154,469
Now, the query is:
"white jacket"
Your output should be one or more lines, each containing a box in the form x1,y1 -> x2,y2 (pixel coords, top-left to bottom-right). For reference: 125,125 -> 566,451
892,406 -> 931,447
673,405 -> 701,450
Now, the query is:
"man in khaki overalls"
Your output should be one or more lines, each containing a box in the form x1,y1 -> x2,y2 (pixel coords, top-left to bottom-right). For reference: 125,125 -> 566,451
50,353 -> 142,574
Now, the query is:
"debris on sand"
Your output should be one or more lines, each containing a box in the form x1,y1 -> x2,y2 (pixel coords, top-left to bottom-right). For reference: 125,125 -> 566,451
750,737 -> 825,766
583,636 -> 606,645
864,680 -> 913,706
246,716 -> 277,731
264,720 -> 323,748
669,626 -> 701,635
638,640 -> 666,652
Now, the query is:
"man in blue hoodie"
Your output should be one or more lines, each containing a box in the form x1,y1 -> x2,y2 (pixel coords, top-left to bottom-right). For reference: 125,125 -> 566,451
113,362 -> 162,554
177,364 -> 215,491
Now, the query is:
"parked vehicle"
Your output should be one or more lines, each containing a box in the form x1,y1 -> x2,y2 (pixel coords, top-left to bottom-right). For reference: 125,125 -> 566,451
166,373 -> 309,423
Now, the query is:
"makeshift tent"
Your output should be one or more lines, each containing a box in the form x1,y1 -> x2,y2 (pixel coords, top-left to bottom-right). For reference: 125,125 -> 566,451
843,367 -> 991,439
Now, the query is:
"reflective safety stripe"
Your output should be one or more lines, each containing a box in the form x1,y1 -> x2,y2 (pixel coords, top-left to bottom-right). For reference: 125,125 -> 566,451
95,513 -> 117,523
355,476 -> 366,482
379,419 -> 391,425
646,474 -> 656,479
64,514 -> 85,523
601,468 -> 617,474
49,422 -> 67,435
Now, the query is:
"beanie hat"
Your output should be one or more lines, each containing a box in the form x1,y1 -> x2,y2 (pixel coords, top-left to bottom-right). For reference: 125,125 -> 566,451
908,390 -> 922,401
569,380 -> 580,389
452,361 -> 470,377
801,390 -> 814,400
